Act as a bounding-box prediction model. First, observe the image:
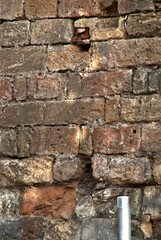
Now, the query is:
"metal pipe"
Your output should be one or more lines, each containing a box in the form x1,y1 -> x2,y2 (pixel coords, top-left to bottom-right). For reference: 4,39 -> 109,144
117,196 -> 131,240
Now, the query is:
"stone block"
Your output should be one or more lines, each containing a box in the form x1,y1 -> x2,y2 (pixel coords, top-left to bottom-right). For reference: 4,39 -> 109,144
105,96 -> 120,123
133,68 -> 150,94
92,155 -> 152,184
0,157 -> 53,187
0,79 -> 12,101
0,129 -> 17,156
143,186 -> 161,216
30,127 -> 79,155
0,0 -> 23,19
25,0 -> 57,19
31,19 -> 73,44
58,0 -> 118,18
53,156 -> 83,182
20,185 -> 76,219
79,126 -> 93,156
75,196 -> 96,218
0,102 -> 44,127
44,99 -> 104,125
0,46 -> 46,75
68,70 -> 132,98
74,17 -> 125,41
0,21 -> 30,47
141,123 -> 161,152
152,215 -> 161,238
27,74 -> 67,100
17,128 -> 30,158
93,125 -> 140,154
118,0 -> 155,15
149,68 -> 161,92
14,77 -> 26,100
153,154 -> 161,184
121,95 -> 161,122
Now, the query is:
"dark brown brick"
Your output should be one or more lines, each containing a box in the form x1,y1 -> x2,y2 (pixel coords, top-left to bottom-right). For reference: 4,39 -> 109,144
20,185 -> 76,219
93,125 -> 140,154
105,96 -> 120,123
0,129 -> 17,156
0,21 -> 30,47
30,127 -> 79,155
149,68 -> 161,93
44,99 -> 104,125
0,0 -> 23,19
121,95 -> 161,122
25,0 -> 58,19
0,79 -> 12,101
0,46 -> 46,75
0,102 -> 44,127
31,19 -> 73,44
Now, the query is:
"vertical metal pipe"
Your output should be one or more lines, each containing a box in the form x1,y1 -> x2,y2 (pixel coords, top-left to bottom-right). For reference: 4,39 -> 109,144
117,196 -> 131,240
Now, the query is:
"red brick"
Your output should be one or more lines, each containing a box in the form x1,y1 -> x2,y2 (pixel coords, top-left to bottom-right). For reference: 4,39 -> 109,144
105,96 -> 120,123
68,70 -> 132,98
118,0 -> 155,15
93,125 -> 140,154
0,79 -> 12,101
20,185 -> 76,219
30,127 -> 79,155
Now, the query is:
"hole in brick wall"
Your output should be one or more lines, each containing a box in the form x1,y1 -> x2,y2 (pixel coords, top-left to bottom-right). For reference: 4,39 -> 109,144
133,130 -> 136,134
72,27 -> 91,51
98,0 -> 118,15
79,44 -> 91,52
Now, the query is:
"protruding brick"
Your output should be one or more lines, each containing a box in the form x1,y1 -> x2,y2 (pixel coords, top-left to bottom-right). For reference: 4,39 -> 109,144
0,79 -> 12,101
25,0 -> 58,19
143,186 -> 161,215
31,19 -> 73,44
27,74 -> 67,100
121,95 -> 161,122
105,96 -> 120,123
0,0 -> 23,19
20,185 -> 76,219
14,77 -> 26,100
30,127 -> 79,155
44,99 -> 104,125
68,70 -> 132,98
0,21 -> 30,47
0,157 -> 53,187
48,45 -> 90,72
0,102 -> 44,127
58,0 -> 118,18
0,129 -> 17,156
53,156 -> 83,182
79,126 -> 93,156
74,17 -> 125,41
92,155 -> 152,184
93,125 -> 140,154
118,0 -> 155,15
0,46 -> 46,75
141,123 -> 161,152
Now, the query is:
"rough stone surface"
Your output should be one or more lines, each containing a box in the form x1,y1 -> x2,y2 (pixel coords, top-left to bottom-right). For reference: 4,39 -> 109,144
93,187 -> 142,217
20,185 -> 76,219
92,155 -> 152,184
0,79 -> 12,101
0,21 -> 30,47
0,129 -> 17,156
30,127 -> 79,155
25,0 -> 58,19
149,68 -> 161,92
48,45 -> 90,71
93,125 -> 140,154
44,99 -> 104,125
74,17 -> 125,41
143,186 -> 161,216
53,156 -> 83,182
58,0 -> 118,18
75,196 -> 96,218
0,157 -> 53,186
0,102 -> 44,127
31,19 -> 73,44
121,95 -> 161,122
14,77 -> 26,100
133,68 -> 150,94
105,96 -> 120,123
79,126 -> 93,156
17,128 -> 30,158
153,154 -> 161,184
141,123 -> 161,152
44,219 -> 81,240
68,70 -> 132,98
0,0 -> 23,19
0,46 -> 46,75
118,0 -> 155,14
27,74 -> 67,100
152,215 -> 161,238
141,215 -> 153,239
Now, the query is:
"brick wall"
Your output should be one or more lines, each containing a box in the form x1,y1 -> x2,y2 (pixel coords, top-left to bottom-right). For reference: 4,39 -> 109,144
0,0 -> 161,239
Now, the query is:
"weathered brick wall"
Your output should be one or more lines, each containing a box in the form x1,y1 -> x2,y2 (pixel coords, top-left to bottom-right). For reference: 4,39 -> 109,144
0,0 -> 161,239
